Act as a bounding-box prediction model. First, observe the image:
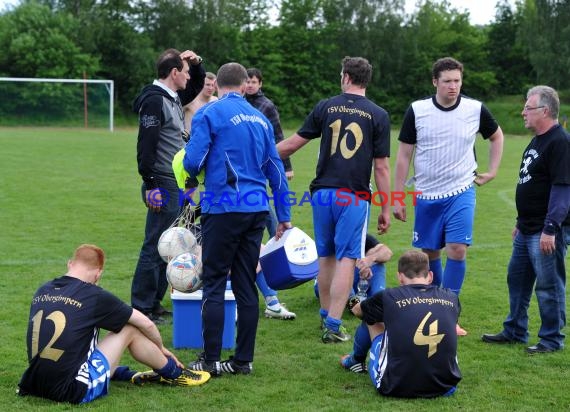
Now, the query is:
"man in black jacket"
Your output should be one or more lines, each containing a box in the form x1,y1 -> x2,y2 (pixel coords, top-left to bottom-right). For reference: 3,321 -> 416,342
131,48 -> 205,323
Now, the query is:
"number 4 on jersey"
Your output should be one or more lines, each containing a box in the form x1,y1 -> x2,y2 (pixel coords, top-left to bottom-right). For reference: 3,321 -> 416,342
413,311 -> 445,358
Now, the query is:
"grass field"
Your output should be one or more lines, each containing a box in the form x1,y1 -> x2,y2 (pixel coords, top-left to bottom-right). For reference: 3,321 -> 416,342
0,126 -> 569,411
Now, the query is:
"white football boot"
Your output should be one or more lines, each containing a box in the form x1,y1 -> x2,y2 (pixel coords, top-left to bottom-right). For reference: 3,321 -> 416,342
264,302 -> 296,320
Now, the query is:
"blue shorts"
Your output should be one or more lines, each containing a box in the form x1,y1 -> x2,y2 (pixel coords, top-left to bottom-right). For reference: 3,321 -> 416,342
413,187 -> 475,250
368,333 -> 386,389
80,348 -> 111,403
311,189 -> 368,260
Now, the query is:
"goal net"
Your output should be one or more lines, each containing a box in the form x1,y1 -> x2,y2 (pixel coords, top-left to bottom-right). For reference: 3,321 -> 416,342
0,77 -> 114,131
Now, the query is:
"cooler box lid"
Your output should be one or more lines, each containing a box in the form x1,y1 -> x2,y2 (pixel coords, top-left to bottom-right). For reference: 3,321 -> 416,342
171,289 -> 235,300
260,227 -> 318,265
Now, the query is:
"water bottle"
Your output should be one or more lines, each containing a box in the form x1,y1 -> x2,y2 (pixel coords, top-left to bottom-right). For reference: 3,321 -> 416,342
356,278 -> 369,301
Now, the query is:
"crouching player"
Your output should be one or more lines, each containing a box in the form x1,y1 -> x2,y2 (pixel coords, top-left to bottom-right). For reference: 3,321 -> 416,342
347,250 -> 461,398
18,244 -> 209,404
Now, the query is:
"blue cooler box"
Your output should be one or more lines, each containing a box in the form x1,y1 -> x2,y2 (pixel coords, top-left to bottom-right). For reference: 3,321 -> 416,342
171,288 -> 236,349
259,227 -> 319,290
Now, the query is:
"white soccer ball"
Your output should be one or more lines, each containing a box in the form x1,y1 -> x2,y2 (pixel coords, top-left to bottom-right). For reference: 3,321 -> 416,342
157,227 -> 197,262
166,252 -> 203,293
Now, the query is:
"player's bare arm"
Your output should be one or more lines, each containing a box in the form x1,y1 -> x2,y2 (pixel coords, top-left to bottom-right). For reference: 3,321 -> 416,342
129,309 -> 165,349
357,244 -> 393,279
374,156 -> 391,234
277,133 -> 310,158
367,243 -> 393,264
475,126 -> 504,186
393,142 -> 414,222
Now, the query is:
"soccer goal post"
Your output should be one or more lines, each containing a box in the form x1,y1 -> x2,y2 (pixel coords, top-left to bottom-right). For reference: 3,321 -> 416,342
0,77 -> 114,131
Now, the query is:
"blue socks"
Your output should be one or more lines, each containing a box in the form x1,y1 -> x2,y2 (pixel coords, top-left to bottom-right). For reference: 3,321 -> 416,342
352,321 -> 371,361
319,308 -> 328,324
324,316 -> 342,332
111,366 -> 137,381
429,257 -> 466,295
429,258 -> 443,287
442,258 -> 466,295
256,270 -> 278,300
154,357 -> 181,379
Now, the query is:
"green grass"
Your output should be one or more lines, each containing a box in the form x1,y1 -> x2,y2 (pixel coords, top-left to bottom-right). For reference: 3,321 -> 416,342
1,127 -> 569,411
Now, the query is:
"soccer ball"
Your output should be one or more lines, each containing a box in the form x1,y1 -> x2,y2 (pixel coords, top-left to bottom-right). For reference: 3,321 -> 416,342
166,252 -> 203,293
157,227 -> 197,262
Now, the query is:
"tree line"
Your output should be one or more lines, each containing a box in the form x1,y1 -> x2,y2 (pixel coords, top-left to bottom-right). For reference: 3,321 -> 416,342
0,0 -> 568,124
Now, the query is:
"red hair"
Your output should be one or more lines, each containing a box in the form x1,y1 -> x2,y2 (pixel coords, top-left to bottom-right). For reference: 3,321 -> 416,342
72,244 -> 105,270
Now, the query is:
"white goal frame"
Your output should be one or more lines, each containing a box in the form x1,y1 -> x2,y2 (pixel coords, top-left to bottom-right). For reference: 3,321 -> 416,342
0,77 -> 114,131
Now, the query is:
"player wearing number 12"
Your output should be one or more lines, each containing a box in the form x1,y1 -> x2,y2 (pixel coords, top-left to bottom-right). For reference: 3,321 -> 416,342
18,244 -> 209,404
278,56 -> 391,343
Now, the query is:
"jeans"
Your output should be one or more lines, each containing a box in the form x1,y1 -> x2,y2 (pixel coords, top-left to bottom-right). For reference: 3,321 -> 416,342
131,179 -> 181,314
502,227 -> 568,349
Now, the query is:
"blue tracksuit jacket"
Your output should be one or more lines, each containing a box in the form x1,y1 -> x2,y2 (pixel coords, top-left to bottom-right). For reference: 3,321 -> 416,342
183,92 -> 291,222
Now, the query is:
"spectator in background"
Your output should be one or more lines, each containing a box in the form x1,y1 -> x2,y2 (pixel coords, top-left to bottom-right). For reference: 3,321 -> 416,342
245,68 -> 293,183
246,67 -> 293,236
183,71 -> 218,136
245,67 -> 296,320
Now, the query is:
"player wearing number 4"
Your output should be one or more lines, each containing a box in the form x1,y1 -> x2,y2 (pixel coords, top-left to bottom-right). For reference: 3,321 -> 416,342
278,56 -> 391,343
18,244 -> 209,404
347,250 -> 461,398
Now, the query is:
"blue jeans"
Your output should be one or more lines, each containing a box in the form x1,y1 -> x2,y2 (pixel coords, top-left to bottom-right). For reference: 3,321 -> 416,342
502,227 -> 569,349
131,179 -> 181,314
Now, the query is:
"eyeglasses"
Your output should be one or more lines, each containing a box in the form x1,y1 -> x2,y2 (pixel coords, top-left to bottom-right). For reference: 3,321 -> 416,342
523,105 -> 545,112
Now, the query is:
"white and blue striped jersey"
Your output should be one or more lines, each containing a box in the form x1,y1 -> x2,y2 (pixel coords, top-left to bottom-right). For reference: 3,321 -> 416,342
399,95 -> 498,198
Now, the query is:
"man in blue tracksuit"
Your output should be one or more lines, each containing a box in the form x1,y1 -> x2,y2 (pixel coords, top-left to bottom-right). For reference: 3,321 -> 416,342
183,62 -> 292,376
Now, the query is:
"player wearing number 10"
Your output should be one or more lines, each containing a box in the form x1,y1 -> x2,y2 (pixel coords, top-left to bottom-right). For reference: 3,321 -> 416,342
278,56 -> 391,343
